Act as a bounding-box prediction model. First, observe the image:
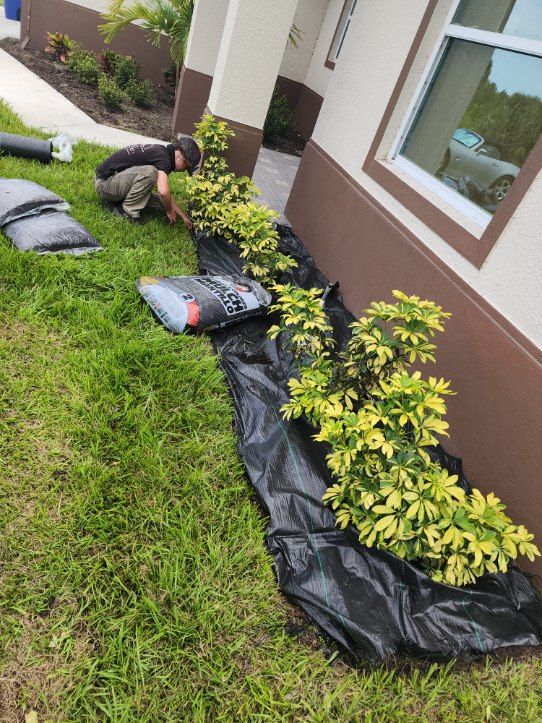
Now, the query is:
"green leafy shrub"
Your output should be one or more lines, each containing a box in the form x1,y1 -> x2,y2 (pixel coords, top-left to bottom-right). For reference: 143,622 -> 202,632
67,46 -> 101,85
263,86 -> 293,141
45,32 -> 73,63
97,49 -> 122,75
98,74 -> 125,110
125,78 -> 155,108
114,54 -> 140,89
277,291 -> 540,585
223,203 -> 296,284
185,115 -> 259,237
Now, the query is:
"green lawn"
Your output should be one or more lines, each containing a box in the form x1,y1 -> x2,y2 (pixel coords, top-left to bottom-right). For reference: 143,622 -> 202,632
0,101 -> 540,722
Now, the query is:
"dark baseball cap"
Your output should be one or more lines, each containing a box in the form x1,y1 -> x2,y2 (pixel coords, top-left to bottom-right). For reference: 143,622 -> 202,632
174,136 -> 202,176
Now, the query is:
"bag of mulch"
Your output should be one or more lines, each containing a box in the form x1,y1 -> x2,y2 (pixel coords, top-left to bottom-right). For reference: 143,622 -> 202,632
0,178 -> 69,226
137,274 -> 272,334
2,210 -> 102,255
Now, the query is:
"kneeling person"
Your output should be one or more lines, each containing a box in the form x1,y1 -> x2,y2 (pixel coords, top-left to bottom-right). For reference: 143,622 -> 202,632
94,138 -> 201,229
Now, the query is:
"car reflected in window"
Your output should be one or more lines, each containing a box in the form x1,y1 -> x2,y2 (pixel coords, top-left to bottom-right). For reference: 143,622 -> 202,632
439,128 -> 520,204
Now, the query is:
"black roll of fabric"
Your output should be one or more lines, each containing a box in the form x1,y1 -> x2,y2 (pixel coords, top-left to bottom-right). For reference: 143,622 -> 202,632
0,132 -> 53,163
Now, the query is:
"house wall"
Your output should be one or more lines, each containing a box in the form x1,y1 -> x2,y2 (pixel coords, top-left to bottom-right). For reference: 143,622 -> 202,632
277,0 -> 342,139
286,0 -> 542,573
20,0 -> 171,85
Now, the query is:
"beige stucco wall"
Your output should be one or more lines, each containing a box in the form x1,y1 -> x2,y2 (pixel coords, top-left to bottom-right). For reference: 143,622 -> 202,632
302,0 -> 342,96
184,0 -> 229,77
62,0 -> 111,11
278,0 -> 329,84
312,0 -> 542,348
208,0 -> 298,128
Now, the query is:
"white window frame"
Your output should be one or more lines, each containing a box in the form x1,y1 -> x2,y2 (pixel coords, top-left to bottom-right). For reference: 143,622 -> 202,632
388,0 -> 542,230
334,0 -> 358,61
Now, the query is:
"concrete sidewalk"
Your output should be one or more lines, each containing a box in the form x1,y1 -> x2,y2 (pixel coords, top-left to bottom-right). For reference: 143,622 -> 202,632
0,15 -> 20,40
0,48 -> 161,147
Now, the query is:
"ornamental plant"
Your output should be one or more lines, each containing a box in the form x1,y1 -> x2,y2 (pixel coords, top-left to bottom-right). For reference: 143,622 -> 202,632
67,46 -> 101,85
278,291 -> 540,586
98,74 -> 125,110
45,32 -> 73,63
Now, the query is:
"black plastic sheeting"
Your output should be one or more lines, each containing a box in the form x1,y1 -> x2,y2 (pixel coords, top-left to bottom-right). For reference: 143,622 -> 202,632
3,210 -> 101,255
195,227 -> 542,663
0,178 -> 69,226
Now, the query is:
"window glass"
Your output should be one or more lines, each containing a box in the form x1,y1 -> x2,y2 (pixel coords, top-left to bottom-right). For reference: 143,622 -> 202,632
399,39 -> 542,214
453,0 -> 542,43
335,0 -> 357,59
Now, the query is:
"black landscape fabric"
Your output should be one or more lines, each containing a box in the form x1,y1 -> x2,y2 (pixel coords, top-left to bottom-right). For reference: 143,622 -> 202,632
195,227 -> 542,663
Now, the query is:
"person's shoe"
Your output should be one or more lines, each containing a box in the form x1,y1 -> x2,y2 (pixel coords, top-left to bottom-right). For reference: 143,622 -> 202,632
104,201 -> 142,223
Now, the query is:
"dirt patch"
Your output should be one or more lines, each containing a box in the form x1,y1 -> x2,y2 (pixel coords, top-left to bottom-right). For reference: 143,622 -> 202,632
0,607 -> 94,723
0,39 -> 176,142
263,127 -> 306,158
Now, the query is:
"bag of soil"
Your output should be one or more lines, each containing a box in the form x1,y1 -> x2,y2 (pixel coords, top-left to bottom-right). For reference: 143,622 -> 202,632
2,210 -> 102,255
0,178 -> 69,226
137,274 -> 272,334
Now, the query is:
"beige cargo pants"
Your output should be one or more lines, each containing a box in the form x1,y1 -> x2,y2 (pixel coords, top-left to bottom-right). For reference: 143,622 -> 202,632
94,165 -> 163,218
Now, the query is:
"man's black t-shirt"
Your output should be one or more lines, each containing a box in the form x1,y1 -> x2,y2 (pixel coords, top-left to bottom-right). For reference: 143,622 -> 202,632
96,143 -> 175,180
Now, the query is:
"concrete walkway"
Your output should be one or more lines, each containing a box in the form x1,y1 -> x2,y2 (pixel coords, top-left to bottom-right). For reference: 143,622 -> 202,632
0,14 -> 20,40
0,47 -> 161,147
253,147 -> 300,225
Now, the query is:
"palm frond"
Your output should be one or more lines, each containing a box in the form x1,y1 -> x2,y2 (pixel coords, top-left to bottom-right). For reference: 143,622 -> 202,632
99,0 -> 194,67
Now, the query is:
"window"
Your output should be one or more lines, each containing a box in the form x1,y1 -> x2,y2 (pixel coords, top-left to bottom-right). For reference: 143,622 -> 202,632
326,0 -> 358,69
392,0 -> 542,225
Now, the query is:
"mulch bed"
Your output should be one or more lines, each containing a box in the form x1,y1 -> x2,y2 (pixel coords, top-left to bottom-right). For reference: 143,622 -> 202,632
1,38 -> 307,156
0,38 -> 176,142
263,127 -> 306,157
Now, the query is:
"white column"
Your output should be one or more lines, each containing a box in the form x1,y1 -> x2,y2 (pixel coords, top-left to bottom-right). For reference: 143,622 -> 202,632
173,0 -> 230,135
184,0 -> 230,78
208,0 -> 299,130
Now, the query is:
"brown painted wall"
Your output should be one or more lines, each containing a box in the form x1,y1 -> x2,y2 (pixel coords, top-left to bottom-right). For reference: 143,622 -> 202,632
173,65 -> 212,136
293,85 -> 323,140
20,0 -> 171,85
275,76 -> 323,140
276,75 -> 303,114
286,139 -> 542,576
204,106 -> 263,178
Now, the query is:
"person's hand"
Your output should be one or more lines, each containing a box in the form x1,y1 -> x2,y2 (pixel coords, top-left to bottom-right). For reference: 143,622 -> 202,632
180,212 -> 194,232
167,209 -> 177,224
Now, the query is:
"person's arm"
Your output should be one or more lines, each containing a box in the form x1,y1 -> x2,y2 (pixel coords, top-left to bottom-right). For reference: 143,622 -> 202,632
157,171 -> 194,230
157,171 -> 176,223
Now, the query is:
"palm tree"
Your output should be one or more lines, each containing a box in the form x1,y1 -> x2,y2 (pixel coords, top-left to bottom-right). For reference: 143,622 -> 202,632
99,0 -> 195,69
100,0 -> 302,74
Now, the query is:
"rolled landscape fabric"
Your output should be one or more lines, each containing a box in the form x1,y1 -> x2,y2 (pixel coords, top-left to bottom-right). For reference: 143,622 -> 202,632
0,132 -> 53,163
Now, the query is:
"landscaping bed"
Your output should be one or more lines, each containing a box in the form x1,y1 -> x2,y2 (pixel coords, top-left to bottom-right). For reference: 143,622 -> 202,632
0,38 -> 176,141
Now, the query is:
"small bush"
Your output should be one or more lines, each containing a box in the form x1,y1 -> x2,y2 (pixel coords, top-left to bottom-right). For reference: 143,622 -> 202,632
125,78 -> 155,108
98,75 -> 125,110
97,49 -> 122,75
67,47 -> 101,85
45,32 -> 73,63
263,87 -> 293,141
114,55 -> 140,90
